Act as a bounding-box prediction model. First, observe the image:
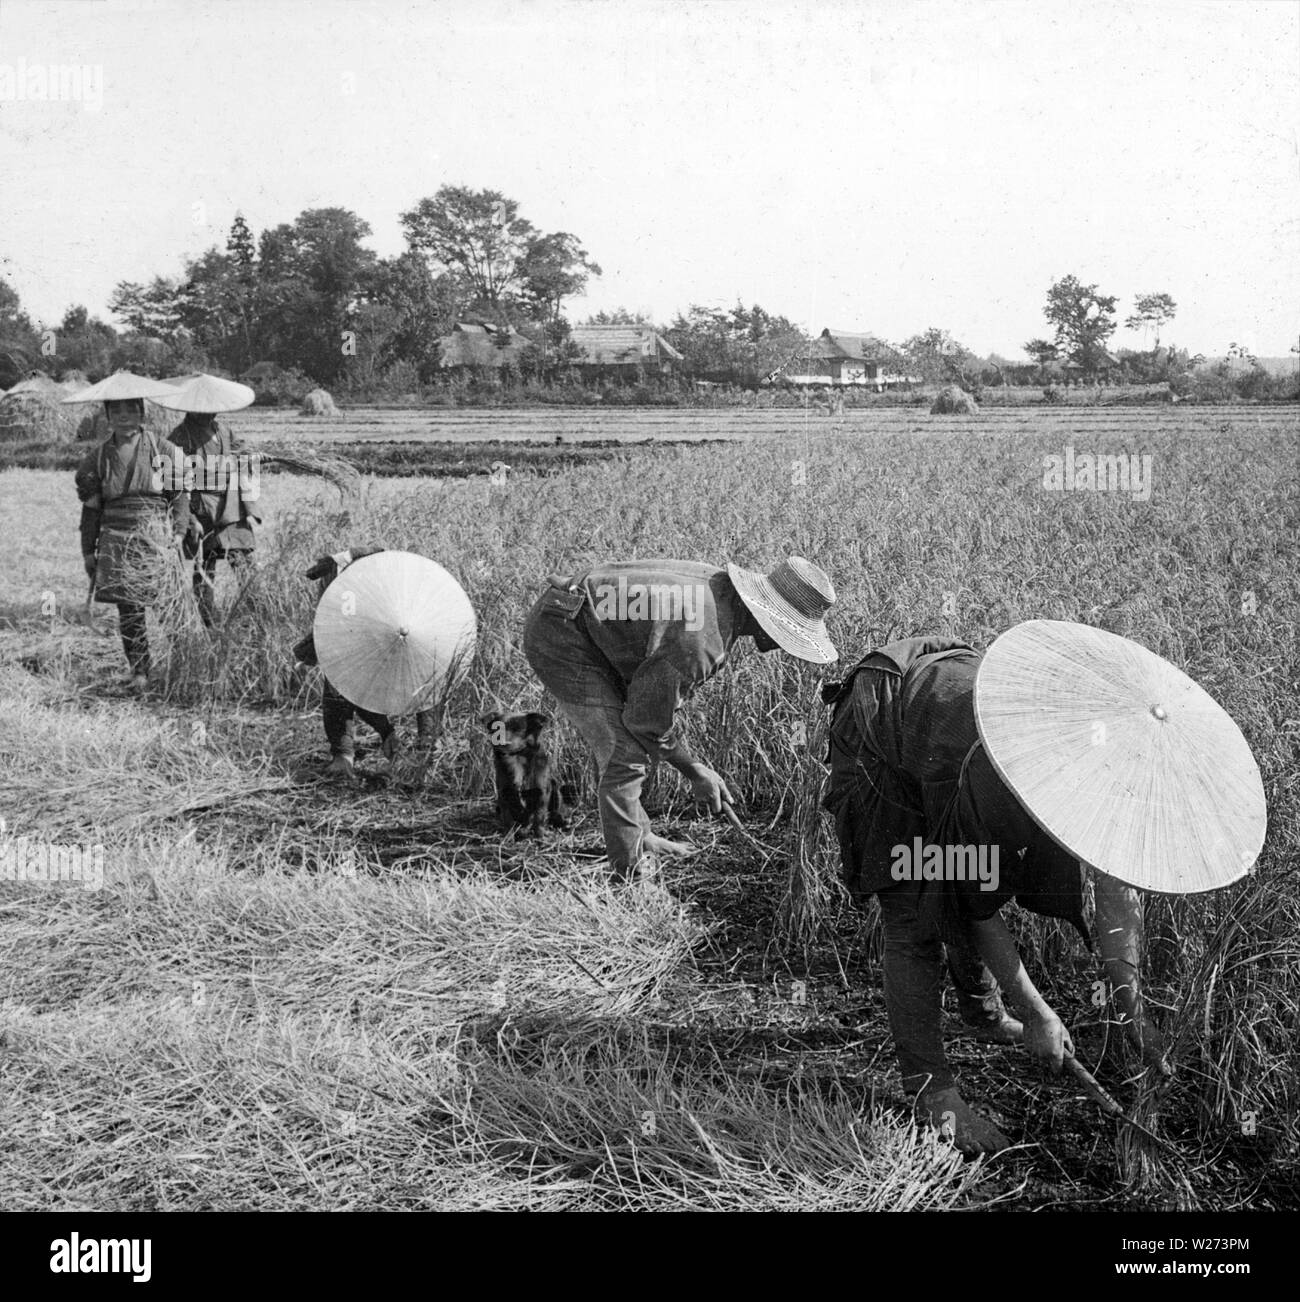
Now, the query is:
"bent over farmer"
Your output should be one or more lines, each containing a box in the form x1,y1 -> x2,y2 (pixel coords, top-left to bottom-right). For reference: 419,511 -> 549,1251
523,557 -> 838,882
822,623 -> 1265,1156
74,392 -> 189,691
292,546 -> 438,778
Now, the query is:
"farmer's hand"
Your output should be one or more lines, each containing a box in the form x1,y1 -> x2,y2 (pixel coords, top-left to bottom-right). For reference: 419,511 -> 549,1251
688,765 -> 734,816
1024,1006 -> 1073,1074
82,553 -> 97,581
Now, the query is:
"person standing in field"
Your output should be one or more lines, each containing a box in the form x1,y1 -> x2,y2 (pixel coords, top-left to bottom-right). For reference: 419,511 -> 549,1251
523,557 -> 838,882
821,622 -> 1265,1156
74,391 -> 189,693
159,375 -> 261,628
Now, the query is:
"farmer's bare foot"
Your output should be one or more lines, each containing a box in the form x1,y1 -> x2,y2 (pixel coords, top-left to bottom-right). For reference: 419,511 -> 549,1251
917,1086 -> 1011,1156
326,756 -> 356,781
643,832 -> 695,859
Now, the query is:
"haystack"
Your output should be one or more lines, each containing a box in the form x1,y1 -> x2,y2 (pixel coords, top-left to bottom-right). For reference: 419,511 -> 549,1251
0,379 -> 83,442
930,385 -> 979,415
300,388 -> 339,417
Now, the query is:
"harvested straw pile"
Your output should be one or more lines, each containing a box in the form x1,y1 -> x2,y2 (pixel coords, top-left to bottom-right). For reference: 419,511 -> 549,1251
0,386 -> 82,442
300,388 -> 339,417
929,385 -> 979,415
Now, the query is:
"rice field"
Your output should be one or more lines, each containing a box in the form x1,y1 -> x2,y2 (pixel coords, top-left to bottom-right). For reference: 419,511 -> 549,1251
0,404 -> 1297,1211
225,399 -> 1277,446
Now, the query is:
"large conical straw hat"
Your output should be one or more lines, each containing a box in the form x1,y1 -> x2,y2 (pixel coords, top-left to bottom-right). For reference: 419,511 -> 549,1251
60,370 -> 179,404
153,373 -> 255,413
974,620 -> 1266,894
312,551 -> 477,716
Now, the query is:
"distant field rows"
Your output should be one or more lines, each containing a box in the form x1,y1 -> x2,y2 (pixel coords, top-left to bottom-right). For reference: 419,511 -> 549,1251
231,403 -> 1299,445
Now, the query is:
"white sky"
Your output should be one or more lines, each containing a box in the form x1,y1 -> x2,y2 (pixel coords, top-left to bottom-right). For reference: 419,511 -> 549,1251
1,0 -> 1297,357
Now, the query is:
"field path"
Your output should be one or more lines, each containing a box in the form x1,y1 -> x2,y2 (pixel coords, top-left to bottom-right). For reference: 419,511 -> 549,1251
228,403 -> 1298,446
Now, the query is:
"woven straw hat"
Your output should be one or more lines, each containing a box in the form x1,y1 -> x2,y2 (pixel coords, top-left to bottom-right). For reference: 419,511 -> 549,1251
312,552 -> 477,716
725,556 -> 838,663
153,373 -> 255,413
974,620 -> 1266,894
60,370 -> 178,404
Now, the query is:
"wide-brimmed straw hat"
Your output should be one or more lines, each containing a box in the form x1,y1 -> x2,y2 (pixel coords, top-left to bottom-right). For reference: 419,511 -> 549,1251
312,551 -> 477,716
974,619 -> 1266,894
60,370 -> 178,404
153,373 -> 255,414
725,556 -> 838,663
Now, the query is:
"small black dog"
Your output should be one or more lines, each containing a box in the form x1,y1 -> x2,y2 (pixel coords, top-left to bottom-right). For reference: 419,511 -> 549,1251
482,711 -> 568,836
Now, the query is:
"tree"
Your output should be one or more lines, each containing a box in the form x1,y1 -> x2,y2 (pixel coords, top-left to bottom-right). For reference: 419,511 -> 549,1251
663,302 -> 808,385
360,251 -> 461,381
1125,292 -> 1177,347
54,305 -> 118,377
0,276 -> 42,386
400,186 -> 599,327
108,275 -> 187,343
584,307 -> 650,325
517,231 -> 601,326
226,212 -> 256,271
1042,275 -> 1118,372
900,327 -> 979,387
1023,338 -> 1059,366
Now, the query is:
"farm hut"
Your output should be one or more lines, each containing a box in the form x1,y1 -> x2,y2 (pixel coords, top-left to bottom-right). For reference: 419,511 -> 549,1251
567,325 -> 684,376
775,329 -> 909,390
434,322 -> 532,372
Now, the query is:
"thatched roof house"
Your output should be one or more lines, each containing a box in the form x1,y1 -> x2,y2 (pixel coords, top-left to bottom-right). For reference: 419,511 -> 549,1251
435,322 -> 532,370
777,328 -> 907,389
568,325 -> 683,373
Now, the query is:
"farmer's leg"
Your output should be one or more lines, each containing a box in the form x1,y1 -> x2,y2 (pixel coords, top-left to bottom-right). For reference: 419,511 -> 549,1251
116,602 -> 150,678
553,699 -> 654,880
322,678 -> 358,764
192,547 -> 218,628
415,708 -> 439,745
878,887 -> 953,1094
880,888 -> 1012,1155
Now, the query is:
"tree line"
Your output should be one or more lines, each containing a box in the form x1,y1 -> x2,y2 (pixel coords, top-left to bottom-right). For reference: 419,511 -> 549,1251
0,186 -> 1285,398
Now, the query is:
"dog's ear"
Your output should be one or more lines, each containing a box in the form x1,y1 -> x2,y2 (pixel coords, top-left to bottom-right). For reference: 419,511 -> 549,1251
524,712 -> 551,742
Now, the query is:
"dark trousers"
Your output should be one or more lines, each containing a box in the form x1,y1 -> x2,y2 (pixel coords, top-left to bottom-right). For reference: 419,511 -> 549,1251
117,602 -> 149,676
878,888 -> 1006,1094
321,679 -> 438,760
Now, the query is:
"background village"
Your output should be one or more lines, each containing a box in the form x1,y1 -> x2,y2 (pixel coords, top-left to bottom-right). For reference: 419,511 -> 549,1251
3,188 -> 1298,443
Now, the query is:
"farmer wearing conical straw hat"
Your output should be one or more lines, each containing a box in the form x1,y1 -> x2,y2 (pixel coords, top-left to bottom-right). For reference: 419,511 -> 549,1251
67,372 -> 190,692
156,374 -> 260,628
523,557 -> 838,883
294,547 -> 465,778
822,621 -> 1266,1156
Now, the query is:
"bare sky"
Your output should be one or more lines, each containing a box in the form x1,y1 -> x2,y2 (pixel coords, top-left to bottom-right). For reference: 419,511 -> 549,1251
1,0 -> 1297,357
